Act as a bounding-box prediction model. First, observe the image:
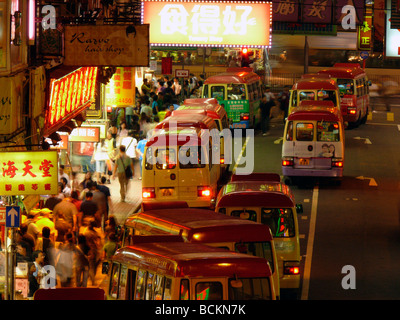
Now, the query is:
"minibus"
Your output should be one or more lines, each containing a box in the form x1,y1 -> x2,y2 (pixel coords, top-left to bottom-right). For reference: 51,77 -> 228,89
282,101 -> 345,180
141,126 -> 221,208
215,173 -> 303,297
318,63 -> 370,127
122,203 -> 281,298
202,67 -> 262,128
288,74 -> 340,116
105,239 -> 276,300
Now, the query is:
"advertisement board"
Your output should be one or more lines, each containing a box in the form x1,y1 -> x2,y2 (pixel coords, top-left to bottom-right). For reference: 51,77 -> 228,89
142,0 -> 272,48
64,25 -> 150,66
105,67 -> 135,106
0,151 -> 58,195
386,0 -> 400,58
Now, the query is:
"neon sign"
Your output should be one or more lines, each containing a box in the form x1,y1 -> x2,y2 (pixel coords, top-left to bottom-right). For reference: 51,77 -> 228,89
141,0 -> 272,48
45,67 -> 98,134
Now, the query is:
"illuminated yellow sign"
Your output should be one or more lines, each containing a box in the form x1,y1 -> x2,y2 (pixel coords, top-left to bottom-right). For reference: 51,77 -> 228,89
0,151 -> 58,195
141,0 -> 272,48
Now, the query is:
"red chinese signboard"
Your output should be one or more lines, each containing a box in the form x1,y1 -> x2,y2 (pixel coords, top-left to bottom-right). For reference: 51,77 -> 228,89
0,151 -> 58,195
45,67 -> 98,135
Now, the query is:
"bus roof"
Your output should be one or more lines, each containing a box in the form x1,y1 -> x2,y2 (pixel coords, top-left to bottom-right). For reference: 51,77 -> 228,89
145,127 -> 210,147
318,63 -> 366,79
291,78 -> 338,91
217,181 -> 295,208
204,69 -> 260,85
125,208 -> 273,243
112,242 -> 272,278
155,113 -> 217,130
287,105 -> 342,122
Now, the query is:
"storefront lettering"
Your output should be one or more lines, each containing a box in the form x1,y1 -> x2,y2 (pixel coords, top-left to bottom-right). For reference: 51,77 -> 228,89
70,32 -> 111,45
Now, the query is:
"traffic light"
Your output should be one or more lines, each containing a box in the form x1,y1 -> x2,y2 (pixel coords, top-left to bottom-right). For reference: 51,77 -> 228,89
240,47 -> 251,67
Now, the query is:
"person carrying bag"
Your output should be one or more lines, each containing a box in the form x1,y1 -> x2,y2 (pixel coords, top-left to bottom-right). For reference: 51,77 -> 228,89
112,145 -> 134,202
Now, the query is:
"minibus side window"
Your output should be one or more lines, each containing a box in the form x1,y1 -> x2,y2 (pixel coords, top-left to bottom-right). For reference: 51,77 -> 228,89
119,266 -> 128,300
261,208 -> 295,238
211,85 -> 225,100
135,269 -> 147,300
180,279 -> 190,300
291,90 -> 297,106
145,272 -> 154,300
109,263 -> 120,299
154,274 -> 164,300
286,121 -> 293,141
196,282 -> 223,300
127,269 -> 137,300
202,84 -> 209,98
296,123 -> 314,141
317,121 -> 340,142
229,278 -> 272,300
164,277 -> 173,300
235,242 -> 274,273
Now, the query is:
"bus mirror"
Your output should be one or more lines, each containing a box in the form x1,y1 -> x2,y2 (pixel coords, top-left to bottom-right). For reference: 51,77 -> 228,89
230,279 -> 243,288
296,204 -> 303,214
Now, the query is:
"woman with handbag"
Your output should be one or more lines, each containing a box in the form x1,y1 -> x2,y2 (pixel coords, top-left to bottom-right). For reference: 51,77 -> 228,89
112,145 -> 134,202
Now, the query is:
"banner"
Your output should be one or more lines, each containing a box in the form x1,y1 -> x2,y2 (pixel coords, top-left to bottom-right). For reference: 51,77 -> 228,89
0,151 -> 58,195
142,0 -> 272,48
64,25 -> 150,67
105,67 -> 135,106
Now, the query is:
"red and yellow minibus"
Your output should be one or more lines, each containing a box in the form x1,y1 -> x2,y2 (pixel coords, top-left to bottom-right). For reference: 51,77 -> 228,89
202,67 -> 262,129
282,101 -> 345,180
141,127 -> 221,208
122,203 -> 281,298
105,239 -> 276,300
215,173 -> 303,297
288,74 -> 340,116
318,63 -> 370,127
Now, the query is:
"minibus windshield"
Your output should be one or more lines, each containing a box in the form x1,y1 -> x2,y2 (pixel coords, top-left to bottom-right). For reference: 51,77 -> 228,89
229,278 -> 272,300
261,208 -> 295,238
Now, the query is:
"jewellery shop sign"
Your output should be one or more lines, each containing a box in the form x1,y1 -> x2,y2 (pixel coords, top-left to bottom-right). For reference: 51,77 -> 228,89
0,151 -> 58,196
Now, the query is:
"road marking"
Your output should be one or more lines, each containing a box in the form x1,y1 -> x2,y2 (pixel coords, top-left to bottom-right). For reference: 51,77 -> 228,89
301,185 -> 319,301
353,137 -> 372,144
356,176 -> 378,187
232,136 -> 250,174
367,112 -> 372,121
274,137 -> 283,144
387,112 -> 394,121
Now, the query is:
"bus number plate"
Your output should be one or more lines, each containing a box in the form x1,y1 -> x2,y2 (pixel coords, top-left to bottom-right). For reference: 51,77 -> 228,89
161,188 -> 174,196
299,158 -> 310,165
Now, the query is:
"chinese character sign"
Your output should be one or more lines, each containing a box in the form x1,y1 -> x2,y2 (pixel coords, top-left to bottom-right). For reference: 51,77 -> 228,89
105,67 -> 135,107
69,127 -> 100,142
273,0 -> 299,22
0,151 -> 58,196
142,0 -> 272,47
303,0 -> 332,23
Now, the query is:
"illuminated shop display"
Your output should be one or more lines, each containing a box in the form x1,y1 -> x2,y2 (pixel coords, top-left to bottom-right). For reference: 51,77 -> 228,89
45,67 -> 98,135
141,0 -> 272,48
0,151 -> 58,195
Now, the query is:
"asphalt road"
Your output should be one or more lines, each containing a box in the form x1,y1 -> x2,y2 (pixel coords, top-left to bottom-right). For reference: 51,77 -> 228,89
246,107 -> 400,300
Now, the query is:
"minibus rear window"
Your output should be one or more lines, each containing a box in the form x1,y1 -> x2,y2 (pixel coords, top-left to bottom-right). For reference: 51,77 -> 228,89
317,121 -> 340,142
178,146 -> 206,169
155,148 -> 176,170
296,123 -> 314,141
229,278 -> 272,300
231,210 -> 257,222
337,79 -> 354,95
261,208 -> 295,238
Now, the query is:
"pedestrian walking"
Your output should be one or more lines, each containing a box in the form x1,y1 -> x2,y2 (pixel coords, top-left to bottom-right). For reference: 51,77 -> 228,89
112,145 -> 134,202
56,232 -> 75,287
75,234 -> 90,288
84,220 -> 103,286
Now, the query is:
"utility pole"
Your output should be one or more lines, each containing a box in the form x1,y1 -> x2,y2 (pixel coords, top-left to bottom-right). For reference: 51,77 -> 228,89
304,36 -> 309,74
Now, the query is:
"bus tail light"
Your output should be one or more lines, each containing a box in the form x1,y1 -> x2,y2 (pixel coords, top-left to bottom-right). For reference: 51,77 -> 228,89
332,158 -> 344,167
142,187 -> 155,198
284,261 -> 300,275
348,107 -> 357,115
240,113 -> 250,121
220,157 -> 225,164
282,157 -> 294,166
198,186 -> 212,197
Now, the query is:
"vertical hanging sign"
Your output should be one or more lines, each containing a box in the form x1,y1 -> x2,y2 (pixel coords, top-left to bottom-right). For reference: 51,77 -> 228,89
357,5 -> 373,50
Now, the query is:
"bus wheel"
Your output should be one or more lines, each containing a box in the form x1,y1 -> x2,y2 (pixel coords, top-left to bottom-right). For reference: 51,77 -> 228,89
284,176 -> 293,185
